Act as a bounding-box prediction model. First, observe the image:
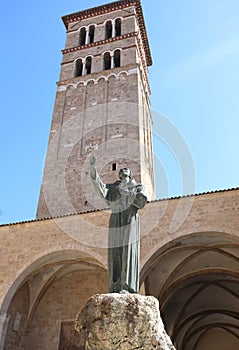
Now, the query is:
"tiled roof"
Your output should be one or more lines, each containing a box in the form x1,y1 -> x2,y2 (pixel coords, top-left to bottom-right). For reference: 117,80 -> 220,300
1,187 -> 239,227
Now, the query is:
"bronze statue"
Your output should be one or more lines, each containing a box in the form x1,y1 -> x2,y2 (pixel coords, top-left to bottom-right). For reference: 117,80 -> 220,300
90,154 -> 147,293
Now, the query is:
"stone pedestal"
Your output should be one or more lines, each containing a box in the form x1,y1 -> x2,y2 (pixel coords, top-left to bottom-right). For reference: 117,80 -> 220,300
75,293 -> 176,350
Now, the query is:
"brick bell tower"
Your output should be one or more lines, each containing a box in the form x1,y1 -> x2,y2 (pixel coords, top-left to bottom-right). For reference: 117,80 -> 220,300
36,0 -> 155,219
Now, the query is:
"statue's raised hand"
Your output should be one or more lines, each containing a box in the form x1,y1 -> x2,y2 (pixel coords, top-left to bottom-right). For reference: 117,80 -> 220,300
90,153 -> 96,180
90,153 -> 96,166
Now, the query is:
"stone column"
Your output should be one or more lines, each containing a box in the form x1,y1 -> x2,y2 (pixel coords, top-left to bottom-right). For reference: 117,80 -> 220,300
110,52 -> 114,69
112,19 -> 116,38
85,28 -> 90,45
82,58 -> 87,76
75,293 -> 176,350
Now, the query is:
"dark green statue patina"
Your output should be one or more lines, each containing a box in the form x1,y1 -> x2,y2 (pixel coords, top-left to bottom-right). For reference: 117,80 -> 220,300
90,154 -> 147,293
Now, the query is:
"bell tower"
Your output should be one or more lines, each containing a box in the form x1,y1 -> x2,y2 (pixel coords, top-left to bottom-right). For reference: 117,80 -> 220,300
36,0 -> 155,219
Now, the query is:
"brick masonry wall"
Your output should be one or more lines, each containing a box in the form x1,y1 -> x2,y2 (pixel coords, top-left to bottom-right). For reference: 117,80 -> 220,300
140,189 -> 239,271
36,3 -> 154,219
23,269 -> 107,349
64,8 -> 136,50
2,189 -> 239,309
36,70 -> 155,218
60,38 -> 137,80
1,189 -> 239,348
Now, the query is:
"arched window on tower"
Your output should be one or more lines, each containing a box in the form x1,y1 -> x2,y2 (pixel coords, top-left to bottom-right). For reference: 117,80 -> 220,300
114,50 -> 121,68
85,56 -> 92,75
105,21 -> 112,39
115,18 -> 121,37
75,58 -> 83,77
104,52 -> 111,70
79,27 -> 86,46
89,25 -> 95,43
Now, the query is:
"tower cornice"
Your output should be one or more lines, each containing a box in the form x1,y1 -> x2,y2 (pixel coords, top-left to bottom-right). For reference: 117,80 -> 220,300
62,0 -> 152,66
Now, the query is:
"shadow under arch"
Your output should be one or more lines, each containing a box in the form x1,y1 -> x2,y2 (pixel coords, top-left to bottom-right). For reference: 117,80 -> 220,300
140,230 -> 239,285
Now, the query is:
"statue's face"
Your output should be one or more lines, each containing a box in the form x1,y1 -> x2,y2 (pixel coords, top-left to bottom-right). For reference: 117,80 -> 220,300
119,168 -> 131,180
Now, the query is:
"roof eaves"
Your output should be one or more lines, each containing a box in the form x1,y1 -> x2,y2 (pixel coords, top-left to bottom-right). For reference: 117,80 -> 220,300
1,187 -> 239,228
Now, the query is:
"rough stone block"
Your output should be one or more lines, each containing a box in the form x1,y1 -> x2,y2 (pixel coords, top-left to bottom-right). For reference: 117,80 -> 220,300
75,293 -> 176,350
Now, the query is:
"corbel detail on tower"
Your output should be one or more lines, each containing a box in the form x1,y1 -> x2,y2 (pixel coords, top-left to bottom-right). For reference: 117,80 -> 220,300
57,67 -> 137,91
62,0 -> 139,27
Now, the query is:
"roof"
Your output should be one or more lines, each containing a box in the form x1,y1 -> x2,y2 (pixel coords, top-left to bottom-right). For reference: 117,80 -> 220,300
1,187 -> 239,228
61,0 -> 152,66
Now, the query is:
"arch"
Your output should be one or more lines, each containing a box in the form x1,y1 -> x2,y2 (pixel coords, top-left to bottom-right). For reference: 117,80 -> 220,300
105,20 -> 112,39
141,232 -> 239,349
62,69 -> 136,91
85,56 -> 92,74
69,70 -> 131,89
79,25 -> 95,45
175,309 -> 239,336
103,52 -> 111,70
115,17 -> 122,37
76,79 -> 95,87
0,249 -> 107,349
96,76 -> 107,84
89,24 -> 95,44
103,17 -> 122,39
75,58 -> 83,77
65,83 -> 76,90
118,70 -> 130,78
74,56 -> 93,77
114,49 -> 121,68
74,56 -> 84,63
113,47 -> 123,52
79,27 -> 86,46
102,48 -> 122,56
66,83 -> 76,90
0,249 -> 105,315
85,79 -> 97,87
102,49 -> 122,71
141,231 -> 239,280
106,73 -> 118,80
75,81 -> 85,88
186,325 -> 239,350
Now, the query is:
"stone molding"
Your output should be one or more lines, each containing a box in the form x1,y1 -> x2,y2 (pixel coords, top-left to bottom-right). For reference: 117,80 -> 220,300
62,32 -> 137,55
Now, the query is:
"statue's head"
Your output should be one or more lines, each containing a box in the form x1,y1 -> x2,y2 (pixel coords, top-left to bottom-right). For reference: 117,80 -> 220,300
118,168 -> 132,180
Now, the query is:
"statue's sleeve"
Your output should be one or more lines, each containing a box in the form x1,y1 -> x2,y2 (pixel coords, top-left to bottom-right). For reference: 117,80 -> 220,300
132,185 -> 147,209
91,170 -> 109,200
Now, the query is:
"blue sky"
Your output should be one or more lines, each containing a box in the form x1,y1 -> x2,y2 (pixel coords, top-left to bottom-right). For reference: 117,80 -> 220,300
1,0 -> 239,224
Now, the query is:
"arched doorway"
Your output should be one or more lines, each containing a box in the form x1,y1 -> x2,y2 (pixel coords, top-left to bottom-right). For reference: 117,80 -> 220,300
1,250 -> 107,350
141,232 -> 239,349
